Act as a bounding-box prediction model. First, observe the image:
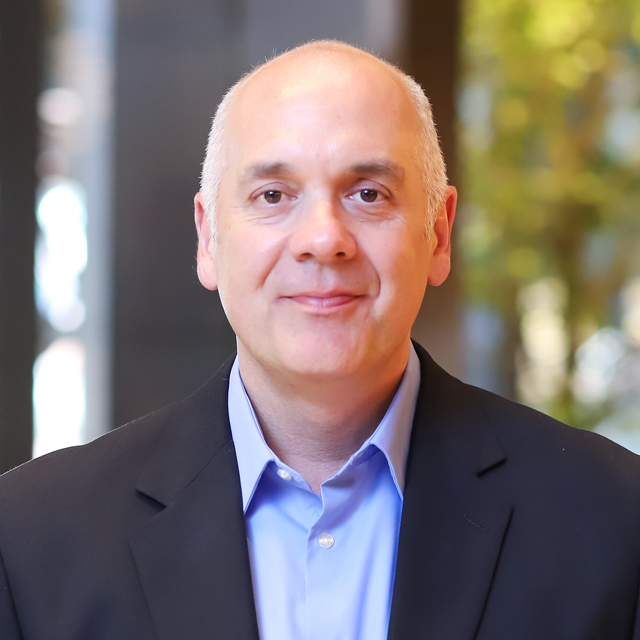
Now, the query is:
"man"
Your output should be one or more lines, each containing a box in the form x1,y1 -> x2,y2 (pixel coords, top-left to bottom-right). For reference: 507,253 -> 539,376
1,40 -> 640,640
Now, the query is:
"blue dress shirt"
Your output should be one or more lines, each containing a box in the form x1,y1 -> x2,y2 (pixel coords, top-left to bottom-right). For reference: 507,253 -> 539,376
228,345 -> 421,640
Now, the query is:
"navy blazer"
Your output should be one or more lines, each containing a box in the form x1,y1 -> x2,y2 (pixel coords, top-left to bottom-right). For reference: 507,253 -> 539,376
1,343 -> 640,639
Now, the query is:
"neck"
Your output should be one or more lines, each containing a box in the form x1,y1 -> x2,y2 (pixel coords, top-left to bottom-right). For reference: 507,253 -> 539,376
237,342 -> 409,494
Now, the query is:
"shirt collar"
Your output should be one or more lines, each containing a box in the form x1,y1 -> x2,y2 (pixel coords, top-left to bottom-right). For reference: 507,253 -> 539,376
228,344 -> 421,512
368,343 -> 420,496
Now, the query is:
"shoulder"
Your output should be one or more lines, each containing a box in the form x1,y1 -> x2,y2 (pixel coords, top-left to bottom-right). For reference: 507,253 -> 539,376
458,382 -> 640,536
0,358 -> 234,516
0,402 -> 175,514
413,341 -> 640,502
468,382 -> 640,483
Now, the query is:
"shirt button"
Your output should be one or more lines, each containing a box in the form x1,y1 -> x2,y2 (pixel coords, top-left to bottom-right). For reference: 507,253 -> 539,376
318,533 -> 334,549
276,468 -> 292,481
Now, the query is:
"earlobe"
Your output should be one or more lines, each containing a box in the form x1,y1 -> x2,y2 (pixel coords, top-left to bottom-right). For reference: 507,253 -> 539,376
427,186 -> 457,287
194,192 -> 218,291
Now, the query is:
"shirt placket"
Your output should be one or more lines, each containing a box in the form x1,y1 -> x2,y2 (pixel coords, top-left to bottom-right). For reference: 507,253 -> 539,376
305,464 -> 364,640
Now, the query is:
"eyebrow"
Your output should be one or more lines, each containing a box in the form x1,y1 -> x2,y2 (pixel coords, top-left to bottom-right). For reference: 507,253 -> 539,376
239,159 -> 406,184
241,162 -> 295,183
350,160 -> 405,183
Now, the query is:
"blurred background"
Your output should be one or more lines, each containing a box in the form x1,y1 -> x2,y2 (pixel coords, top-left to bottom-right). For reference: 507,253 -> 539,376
0,0 -> 639,473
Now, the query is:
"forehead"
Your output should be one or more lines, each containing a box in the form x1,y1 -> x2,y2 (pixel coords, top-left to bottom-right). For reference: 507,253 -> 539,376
224,52 -> 420,171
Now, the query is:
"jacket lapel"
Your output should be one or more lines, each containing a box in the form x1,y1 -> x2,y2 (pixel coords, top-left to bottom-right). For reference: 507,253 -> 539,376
128,361 -> 260,640
388,344 -> 513,640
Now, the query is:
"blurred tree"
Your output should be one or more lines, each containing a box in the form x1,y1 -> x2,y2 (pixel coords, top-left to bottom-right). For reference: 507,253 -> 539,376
460,0 -> 640,428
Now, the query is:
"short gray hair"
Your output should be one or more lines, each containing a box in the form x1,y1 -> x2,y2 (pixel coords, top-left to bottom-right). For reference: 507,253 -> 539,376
200,40 -> 448,240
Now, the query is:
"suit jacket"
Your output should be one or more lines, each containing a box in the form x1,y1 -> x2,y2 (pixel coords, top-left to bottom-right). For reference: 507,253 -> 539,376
1,343 -> 640,640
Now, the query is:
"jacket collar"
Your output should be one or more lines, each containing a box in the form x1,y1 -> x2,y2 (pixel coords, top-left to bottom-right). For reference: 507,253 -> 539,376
134,357 -> 236,507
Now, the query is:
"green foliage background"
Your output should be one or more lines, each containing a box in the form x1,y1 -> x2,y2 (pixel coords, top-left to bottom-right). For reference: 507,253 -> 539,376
460,0 -> 640,427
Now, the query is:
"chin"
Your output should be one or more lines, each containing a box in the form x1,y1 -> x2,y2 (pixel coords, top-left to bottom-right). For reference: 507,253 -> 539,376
278,335 -> 371,380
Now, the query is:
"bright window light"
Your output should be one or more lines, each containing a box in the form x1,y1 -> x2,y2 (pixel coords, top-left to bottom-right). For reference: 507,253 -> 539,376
35,181 -> 88,332
32,338 -> 86,458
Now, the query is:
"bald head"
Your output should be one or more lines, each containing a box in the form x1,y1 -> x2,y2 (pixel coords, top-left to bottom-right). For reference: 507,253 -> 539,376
200,40 -> 447,239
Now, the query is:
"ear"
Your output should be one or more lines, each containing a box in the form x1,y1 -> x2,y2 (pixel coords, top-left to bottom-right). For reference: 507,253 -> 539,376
427,185 -> 457,286
194,192 -> 218,291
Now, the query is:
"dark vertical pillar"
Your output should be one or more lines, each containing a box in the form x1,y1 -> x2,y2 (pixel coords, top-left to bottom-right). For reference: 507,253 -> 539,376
0,0 -> 42,471
403,0 -> 463,377
111,0 -> 244,427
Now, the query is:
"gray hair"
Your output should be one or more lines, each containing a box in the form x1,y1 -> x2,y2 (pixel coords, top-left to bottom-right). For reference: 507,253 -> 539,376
200,40 -> 448,240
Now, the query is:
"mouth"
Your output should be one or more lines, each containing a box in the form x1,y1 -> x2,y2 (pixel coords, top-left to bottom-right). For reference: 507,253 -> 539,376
284,292 -> 362,312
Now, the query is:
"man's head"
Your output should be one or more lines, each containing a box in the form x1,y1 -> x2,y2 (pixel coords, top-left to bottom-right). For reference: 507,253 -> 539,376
194,40 -> 457,383
201,41 -> 448,240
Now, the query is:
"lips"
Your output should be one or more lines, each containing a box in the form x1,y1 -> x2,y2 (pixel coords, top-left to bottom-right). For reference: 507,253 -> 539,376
284,292 -> 361,311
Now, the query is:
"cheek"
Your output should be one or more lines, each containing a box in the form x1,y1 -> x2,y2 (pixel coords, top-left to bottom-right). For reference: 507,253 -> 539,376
217,225 -> 285,297
375,236 -> 429,309
373,227 -> 423,278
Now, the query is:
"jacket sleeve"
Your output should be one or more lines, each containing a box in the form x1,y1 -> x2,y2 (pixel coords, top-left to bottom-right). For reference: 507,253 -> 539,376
0,550 -> 23,639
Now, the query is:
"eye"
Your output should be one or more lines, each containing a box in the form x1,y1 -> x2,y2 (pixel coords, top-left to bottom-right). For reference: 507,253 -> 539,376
263,190 -> 282,204
359,189 -> 379,203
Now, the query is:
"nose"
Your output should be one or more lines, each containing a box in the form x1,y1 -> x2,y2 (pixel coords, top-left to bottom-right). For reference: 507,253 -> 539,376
289,199 -> 357,263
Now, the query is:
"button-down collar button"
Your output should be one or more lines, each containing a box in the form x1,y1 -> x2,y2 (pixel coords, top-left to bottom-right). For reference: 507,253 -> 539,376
318,533 -> 334,549
276,468 -> 292,481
